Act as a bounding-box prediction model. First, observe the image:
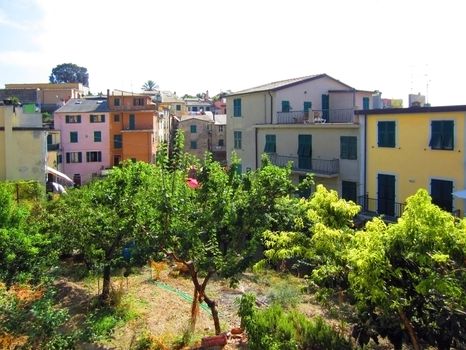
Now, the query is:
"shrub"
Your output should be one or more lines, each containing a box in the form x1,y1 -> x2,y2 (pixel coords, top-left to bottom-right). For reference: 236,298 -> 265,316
238,294 -> 352,350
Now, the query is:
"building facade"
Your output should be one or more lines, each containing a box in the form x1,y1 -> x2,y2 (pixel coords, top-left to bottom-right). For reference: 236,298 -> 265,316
0,102 -> 47,183
108,91 -> 159,165
357,105 -> 466,218
226,74 -> 376,199
54,98 -> 110,185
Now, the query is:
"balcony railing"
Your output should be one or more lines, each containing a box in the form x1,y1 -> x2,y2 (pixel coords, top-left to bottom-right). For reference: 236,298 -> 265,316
268,154 -> 339,176
276,109 -> 355,124
47,143 -> 59,151
357,195 -> 405,220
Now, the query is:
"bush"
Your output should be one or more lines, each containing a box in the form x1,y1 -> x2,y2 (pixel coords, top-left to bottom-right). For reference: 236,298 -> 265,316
238,294 -> 352,350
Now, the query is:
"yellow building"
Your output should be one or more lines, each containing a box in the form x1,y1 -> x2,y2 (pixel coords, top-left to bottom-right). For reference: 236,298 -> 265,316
0,102 -> 47,183
357,105 -> 466,218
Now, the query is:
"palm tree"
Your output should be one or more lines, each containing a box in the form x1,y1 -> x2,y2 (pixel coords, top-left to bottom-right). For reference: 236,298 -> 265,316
142,80 -> 159,91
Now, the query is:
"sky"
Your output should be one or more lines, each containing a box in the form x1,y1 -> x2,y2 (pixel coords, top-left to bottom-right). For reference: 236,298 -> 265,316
1,0 -> 465,106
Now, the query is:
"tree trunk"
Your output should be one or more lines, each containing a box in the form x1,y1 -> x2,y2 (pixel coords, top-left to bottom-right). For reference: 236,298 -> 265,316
101,265 -> 112,304
398,309 -> 421,350
204,294 -> 221,335
190,288 -> 199,333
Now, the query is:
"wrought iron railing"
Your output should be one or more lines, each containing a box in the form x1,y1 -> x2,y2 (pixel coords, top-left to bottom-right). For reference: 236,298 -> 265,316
47,143 -> 59,151
268,154 -> 339,176
276,109 -> 355,124
357,194 -> 405,219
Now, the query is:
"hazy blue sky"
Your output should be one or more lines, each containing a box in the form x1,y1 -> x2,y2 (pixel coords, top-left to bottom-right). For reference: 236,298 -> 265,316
1,0 -> 465,106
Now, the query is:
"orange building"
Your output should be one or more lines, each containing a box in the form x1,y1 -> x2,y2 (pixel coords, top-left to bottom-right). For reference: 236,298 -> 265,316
107,90 -> 158,165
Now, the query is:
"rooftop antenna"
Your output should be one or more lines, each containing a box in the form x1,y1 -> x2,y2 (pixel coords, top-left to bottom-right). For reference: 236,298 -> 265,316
424,64 -> 430,105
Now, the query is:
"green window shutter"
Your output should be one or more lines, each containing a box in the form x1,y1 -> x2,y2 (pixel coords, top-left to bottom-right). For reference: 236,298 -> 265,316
298,135 -> 312,156
94,131 -> 101,142
341,136 -> 357,160
378,121 -> 395,147
70,132 -> 78,143
264,134 -> 276,153
233,99 -> 241,117
431,179 -> 453,212
303,101 -> 312,112
342,181 -> 357,202
101,115 -> 105,123
86,152 -> 90,162
190,124 -> 197,133
363,97 -> 370,109
443,120 -> 454,150
66,153 -> 70,163
78,152 -> 82,163
281,101 -> 290,112
65,115 -> 70,123
77,115 -> 81,123
387,122 -> 395,147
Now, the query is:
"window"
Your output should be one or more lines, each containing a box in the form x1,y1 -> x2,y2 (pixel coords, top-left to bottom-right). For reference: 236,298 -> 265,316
429,120 -> 454,150
47,134 -> 52,145
218,125 -> 224,132
129,114 -> 135,129
114,98 -> 120,107
65,115 -> 81,123
190,124 -> 197,133
114,135 -> 122,149
342,181 -> 357,202
233,98 -> 241,117
431,179 -> 453,212
66,152 -> 82,163
94,131 -> 102,142
86,151 -> 102,162
90,114 -> 105,123
281,100 -> 290,112
377,121 -> 395,147
264,134 -> 276,153
206,106 -> 211,111
192,106 -> 198,112
218,139 -> 224,147
298,134 -> 312,170
70,131 -> 78,143
340,136 -> 357,160
234,131 -> 242,149
190,141 -> 197,149
114,114 -> 120,122
133,98 -> 144,106
113,155 -> 121,166
57,154 -> 62,164
176,104 -> 181,111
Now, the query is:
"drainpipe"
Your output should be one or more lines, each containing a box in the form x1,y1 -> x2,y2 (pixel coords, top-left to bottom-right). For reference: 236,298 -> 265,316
268,91 -> 273,124
363,113 -> 367,199
255,127 -> 258,169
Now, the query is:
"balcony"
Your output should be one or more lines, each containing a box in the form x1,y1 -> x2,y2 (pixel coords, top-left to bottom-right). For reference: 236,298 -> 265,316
47,143 -> 59,151
268,154 -> 339,177
357,195 -> 405,220
276,109 -> 355,124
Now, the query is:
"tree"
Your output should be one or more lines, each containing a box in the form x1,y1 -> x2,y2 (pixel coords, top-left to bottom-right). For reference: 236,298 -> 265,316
49,63 -> 89,87
148,140 -> 301,335
0,183 -> 57,287
141,80 -> 158,91
48,162 -> 157,303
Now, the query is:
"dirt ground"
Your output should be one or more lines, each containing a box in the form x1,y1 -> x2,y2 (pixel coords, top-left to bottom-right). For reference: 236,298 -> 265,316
55,264 -> 391,350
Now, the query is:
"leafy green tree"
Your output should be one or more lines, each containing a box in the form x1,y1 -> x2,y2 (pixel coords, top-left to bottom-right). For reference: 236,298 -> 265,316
49,63 -> 89,86
148,137 -> 300,334
0,183 -> 56,287
141,80 -> 158,91
48,162 -> 157,302
347,189 -> 466,349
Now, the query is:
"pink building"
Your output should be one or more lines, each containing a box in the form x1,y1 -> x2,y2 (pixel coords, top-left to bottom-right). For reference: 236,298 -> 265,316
54,98 -> 110,185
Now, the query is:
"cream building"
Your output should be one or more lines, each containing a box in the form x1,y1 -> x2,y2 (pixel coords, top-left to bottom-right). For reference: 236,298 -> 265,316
0,101 -> 47,183
226,74 -> 376,200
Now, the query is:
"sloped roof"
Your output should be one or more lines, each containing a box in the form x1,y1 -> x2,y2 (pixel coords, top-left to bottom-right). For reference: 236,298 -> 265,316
55,98 -> 109,113
229,73 -> 353,96
180,114 -> 214,122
